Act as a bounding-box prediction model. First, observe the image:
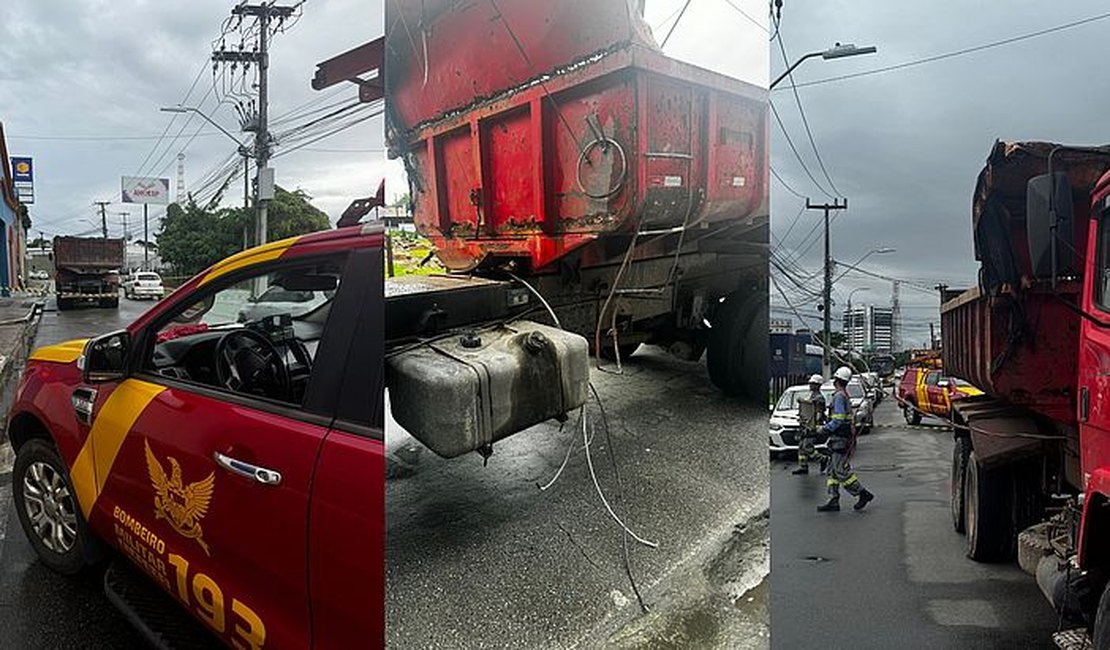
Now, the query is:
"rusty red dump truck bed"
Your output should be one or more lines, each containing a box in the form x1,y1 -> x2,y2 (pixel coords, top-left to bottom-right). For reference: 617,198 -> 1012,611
384,0 -> 767,272
941,142 -> 1110,424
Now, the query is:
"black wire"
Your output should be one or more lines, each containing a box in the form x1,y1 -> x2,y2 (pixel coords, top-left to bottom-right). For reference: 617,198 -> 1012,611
770,165 -> 806,200
773,16 -> 842,196
770,101 -> 835,200
782,10 -> 1110,91
660,0 -> 692,48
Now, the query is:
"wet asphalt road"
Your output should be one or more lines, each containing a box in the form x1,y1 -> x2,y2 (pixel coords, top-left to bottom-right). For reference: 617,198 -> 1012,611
0,296 -> 150,649
770,396 -> 1061,649
386,346 -> 770,649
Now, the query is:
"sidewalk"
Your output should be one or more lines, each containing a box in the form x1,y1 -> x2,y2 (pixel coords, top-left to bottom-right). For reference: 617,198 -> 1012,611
0,298 -> 46,478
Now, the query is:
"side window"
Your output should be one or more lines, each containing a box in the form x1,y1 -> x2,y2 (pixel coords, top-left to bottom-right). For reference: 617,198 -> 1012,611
143,255 -> 345,407
1097,212 -> 1110,311
925,371 -> 940,386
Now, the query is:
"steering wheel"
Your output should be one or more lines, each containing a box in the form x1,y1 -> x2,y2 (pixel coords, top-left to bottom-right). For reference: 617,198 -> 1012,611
214,329 -> 291,402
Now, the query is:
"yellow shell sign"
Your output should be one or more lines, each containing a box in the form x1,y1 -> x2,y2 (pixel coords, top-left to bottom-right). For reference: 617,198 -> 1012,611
14,161 -> 29,174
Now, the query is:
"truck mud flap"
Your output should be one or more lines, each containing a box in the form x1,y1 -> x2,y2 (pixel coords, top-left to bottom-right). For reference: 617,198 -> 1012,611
103,560 -> 220,649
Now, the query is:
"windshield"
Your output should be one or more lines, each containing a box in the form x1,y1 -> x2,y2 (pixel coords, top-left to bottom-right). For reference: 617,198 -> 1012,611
775,389 -> 806,411
137,273 -> 160,281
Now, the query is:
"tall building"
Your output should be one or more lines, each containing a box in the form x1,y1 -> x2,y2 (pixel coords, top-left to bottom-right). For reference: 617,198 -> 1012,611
843,305 -> 894,354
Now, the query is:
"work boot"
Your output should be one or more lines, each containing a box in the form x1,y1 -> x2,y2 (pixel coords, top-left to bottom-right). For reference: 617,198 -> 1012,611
854,489 -> 875,511
792,467 -> 809,475
817,497 -> 840,512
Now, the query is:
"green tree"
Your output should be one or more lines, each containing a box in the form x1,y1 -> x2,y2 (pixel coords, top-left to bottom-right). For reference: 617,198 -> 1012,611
157,186 -> 331,276
266,187 -> 330,241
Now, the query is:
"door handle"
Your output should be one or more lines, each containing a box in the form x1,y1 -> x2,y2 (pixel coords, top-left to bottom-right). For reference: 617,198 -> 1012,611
213,452 -> 283,486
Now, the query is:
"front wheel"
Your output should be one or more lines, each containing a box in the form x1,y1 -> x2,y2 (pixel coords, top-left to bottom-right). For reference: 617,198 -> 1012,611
1092,580 -> 1110,649
12,439 -> 102,575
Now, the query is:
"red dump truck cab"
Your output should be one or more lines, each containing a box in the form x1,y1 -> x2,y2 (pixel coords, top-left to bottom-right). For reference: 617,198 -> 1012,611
7,225 -> 384,647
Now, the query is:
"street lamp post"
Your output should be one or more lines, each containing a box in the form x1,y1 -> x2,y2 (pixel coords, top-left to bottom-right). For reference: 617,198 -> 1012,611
160,106 -> 254,246
771,43 -> 878,90
833,247 -> 896,283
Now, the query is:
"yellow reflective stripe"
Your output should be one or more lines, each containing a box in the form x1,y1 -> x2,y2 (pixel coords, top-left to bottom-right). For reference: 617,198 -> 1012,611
70,379 -> 166,519
831,413 -> 850,420
198,235 -> 300,286
843,475 -> 859,486
29,339 -> 89,364
826,479 -> 839,486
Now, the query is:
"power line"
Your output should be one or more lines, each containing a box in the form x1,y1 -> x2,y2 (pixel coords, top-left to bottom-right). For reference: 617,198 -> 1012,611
773,15 -> 841,196
781,9 -> 1110,91
660,0 -> 693,48
770,100 -> 834,199
770,165 -> 805,199
720,0 -> 769,33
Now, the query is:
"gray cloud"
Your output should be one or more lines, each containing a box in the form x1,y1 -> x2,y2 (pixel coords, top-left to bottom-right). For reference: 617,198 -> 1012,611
1,0 -> 389,240
770,0 -> 1110,346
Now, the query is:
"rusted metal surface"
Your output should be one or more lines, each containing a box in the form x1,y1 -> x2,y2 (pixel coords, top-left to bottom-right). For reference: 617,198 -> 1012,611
387,26 -> 767,272
312,36 -> 383,102
942,282 -> 1080,425
972,141 -> 1110,291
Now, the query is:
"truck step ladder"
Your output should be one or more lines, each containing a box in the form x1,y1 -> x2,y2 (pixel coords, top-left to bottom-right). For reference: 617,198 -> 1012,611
104,560 -> 221,649
1053,628 -> 1093,650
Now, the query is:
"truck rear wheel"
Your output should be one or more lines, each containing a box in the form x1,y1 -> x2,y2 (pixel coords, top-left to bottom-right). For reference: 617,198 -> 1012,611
1093,581 -> 1110,649
55,297 -> 72,312
951,436 -> 970,534
964,451 -> 1014,562
707,291 -> 767,400
98,297 -> 119,309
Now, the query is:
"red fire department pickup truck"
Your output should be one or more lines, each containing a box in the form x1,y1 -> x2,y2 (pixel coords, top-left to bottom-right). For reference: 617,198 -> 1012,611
6,224 -> 383,647
896,365 -> 983,425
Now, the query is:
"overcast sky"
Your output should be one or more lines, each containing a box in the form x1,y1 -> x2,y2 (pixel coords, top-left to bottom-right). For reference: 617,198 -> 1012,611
0,0 -> 387,241
769,0 -> 1110,347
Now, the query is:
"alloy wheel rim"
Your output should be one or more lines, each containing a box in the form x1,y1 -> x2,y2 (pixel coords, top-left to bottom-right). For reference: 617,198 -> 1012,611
22,461 -> 78,554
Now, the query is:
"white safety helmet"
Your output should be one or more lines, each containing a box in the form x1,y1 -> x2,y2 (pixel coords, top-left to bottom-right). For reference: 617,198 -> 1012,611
808,374 -> 823,385
834,366 -> 852,383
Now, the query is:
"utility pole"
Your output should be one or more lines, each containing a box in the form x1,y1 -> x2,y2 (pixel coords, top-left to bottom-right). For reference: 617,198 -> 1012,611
38,230 -> 44,251
891,280 -> 901,352
807,197 -> 848,376
118,212 -> 130,241
93,201 -> 110,238
929,322 -> 936,350
212,2 -> 297,248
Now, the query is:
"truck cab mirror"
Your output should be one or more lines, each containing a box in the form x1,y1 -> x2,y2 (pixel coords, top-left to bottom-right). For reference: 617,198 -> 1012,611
1027,172 -> 1074,279
937,379 -> 950,388
81,330 -> 130,383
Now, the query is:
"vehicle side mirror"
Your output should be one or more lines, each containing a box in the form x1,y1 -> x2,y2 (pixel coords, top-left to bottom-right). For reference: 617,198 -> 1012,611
81,330 -> 130,383
1027,172 -> 1074,279
937,379 -> 950,388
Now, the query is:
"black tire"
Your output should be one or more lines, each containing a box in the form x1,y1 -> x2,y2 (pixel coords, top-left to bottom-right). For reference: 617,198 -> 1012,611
904,402 -> 922,426
11,439 -> 103,575
55,297 -> 72,312
964,451 -> 1014,562
706,290 -> 768,400
1093,581 -> 1110,649
951,436 -> 970,534
99,297 -> 119,309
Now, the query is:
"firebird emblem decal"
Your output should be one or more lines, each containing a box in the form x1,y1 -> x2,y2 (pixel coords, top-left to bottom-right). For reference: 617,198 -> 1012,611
144,440 -> 214,555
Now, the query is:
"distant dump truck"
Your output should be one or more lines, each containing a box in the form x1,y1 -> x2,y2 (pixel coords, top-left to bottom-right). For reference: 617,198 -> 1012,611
53,236 -> 125,310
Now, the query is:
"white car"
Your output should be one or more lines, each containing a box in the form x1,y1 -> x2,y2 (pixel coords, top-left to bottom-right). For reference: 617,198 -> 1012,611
769,385 -> 830,455
123,271 -> 164,300
236,285 -> 332,322
28,270 -> 49,280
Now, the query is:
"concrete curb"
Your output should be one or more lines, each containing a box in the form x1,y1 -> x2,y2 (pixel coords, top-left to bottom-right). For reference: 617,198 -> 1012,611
0,300 -> 46,477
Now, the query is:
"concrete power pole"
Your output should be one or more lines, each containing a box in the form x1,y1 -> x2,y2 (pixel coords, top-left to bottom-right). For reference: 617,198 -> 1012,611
806,197 -> 848,376
213,3 -> 297,248
93,201 -> 110,238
